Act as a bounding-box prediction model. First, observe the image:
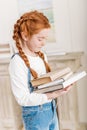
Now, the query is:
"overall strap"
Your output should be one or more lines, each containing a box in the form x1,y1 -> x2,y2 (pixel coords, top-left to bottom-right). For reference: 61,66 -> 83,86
11,53 -> 34,93
11,52 -> 19,59
28,69 -> 34,93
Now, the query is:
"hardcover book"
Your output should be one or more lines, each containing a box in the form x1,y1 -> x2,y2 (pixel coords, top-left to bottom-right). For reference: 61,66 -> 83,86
31,67 -> 72,87
33,71 -> 87,93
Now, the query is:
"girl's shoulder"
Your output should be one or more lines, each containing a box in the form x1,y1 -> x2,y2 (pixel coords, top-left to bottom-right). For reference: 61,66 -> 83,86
10,53 -> 26,69
9,53 -> 27,76
11,53 -> 23,63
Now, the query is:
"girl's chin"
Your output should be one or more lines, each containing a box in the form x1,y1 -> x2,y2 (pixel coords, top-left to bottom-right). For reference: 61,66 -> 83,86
35,48 -> 41,52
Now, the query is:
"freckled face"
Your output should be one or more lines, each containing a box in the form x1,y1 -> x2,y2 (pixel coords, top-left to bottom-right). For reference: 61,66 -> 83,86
27,28 -> 50,52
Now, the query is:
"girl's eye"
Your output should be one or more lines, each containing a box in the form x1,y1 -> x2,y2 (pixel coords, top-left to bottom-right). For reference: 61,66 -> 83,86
38,39 -> 42,41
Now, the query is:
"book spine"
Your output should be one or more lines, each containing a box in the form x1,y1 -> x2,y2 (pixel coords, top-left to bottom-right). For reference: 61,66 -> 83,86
38,78 -> 64,89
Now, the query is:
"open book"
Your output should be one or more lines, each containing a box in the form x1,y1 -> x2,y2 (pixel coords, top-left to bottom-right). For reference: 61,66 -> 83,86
33,70 -> 87,93
31,67 -> 71,87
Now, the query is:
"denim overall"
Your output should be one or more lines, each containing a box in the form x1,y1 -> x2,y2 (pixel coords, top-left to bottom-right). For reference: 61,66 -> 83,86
11,53 -> 59,130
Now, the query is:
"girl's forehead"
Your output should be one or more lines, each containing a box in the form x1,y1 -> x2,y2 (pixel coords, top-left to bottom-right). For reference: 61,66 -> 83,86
36,28 -> 50,37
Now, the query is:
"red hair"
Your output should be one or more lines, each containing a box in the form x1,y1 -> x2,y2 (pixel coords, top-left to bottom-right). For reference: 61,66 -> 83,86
13,10 -> 51,78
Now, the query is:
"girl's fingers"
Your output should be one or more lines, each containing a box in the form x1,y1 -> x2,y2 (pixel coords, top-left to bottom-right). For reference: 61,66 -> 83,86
53,89 -> 67,96
52,84 -> 74,98
64,84 -> 73,91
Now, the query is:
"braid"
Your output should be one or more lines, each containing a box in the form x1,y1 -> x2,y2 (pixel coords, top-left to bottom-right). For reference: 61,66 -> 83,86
13,18 -> 38,79
37,51 -> 51,72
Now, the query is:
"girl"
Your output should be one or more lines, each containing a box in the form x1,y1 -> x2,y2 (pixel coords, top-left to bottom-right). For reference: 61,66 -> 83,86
9,10 -> 71,130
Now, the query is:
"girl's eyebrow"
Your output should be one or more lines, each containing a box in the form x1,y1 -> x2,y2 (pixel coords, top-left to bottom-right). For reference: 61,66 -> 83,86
38,36 -> 44,38
38,36 -> 47,39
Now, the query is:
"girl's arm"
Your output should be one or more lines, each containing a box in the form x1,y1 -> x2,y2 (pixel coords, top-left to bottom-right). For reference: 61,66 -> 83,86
9,55 -> 49,106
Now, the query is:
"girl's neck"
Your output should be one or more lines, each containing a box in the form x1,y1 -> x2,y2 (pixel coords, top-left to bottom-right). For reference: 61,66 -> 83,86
23,46 -> 38,57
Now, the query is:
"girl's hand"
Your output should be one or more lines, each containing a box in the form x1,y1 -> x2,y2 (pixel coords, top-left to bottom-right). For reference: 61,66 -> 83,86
46,84 -> 73,100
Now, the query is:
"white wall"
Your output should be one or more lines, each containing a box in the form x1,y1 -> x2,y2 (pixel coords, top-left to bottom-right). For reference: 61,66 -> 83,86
0,0 -> 87,123
53,0 -> 87,123
53,0 -> 87,52
0,0 -> 18,43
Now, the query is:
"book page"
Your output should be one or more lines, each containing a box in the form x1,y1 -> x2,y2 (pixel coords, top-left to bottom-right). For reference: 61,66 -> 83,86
63,71 -> 87,87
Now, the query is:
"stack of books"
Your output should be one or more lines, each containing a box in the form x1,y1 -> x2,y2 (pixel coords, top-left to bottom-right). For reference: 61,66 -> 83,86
31,67 -> 87,93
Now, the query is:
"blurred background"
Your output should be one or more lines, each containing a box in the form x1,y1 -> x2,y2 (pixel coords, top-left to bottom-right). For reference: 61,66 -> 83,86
0,0 -> 87,130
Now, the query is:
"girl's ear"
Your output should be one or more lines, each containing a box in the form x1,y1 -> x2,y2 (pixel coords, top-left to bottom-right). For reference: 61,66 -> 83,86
21,32 -> 28,41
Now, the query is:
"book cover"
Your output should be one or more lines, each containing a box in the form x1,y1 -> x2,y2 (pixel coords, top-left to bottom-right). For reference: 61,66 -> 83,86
33,71 -> 87,93
62,71 -> 87,87
31,67 -> 72,87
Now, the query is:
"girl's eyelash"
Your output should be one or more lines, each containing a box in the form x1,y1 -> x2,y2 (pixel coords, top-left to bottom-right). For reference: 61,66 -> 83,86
39,39 -> 42,41
38,38 -> 42,41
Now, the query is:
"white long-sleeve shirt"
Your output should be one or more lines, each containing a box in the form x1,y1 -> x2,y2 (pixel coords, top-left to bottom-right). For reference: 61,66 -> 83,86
9,53 -> 51,106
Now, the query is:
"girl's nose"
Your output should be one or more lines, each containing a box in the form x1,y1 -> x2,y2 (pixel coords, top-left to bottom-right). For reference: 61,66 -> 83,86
41,39 -> 46,46
41,42 -> 45,46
